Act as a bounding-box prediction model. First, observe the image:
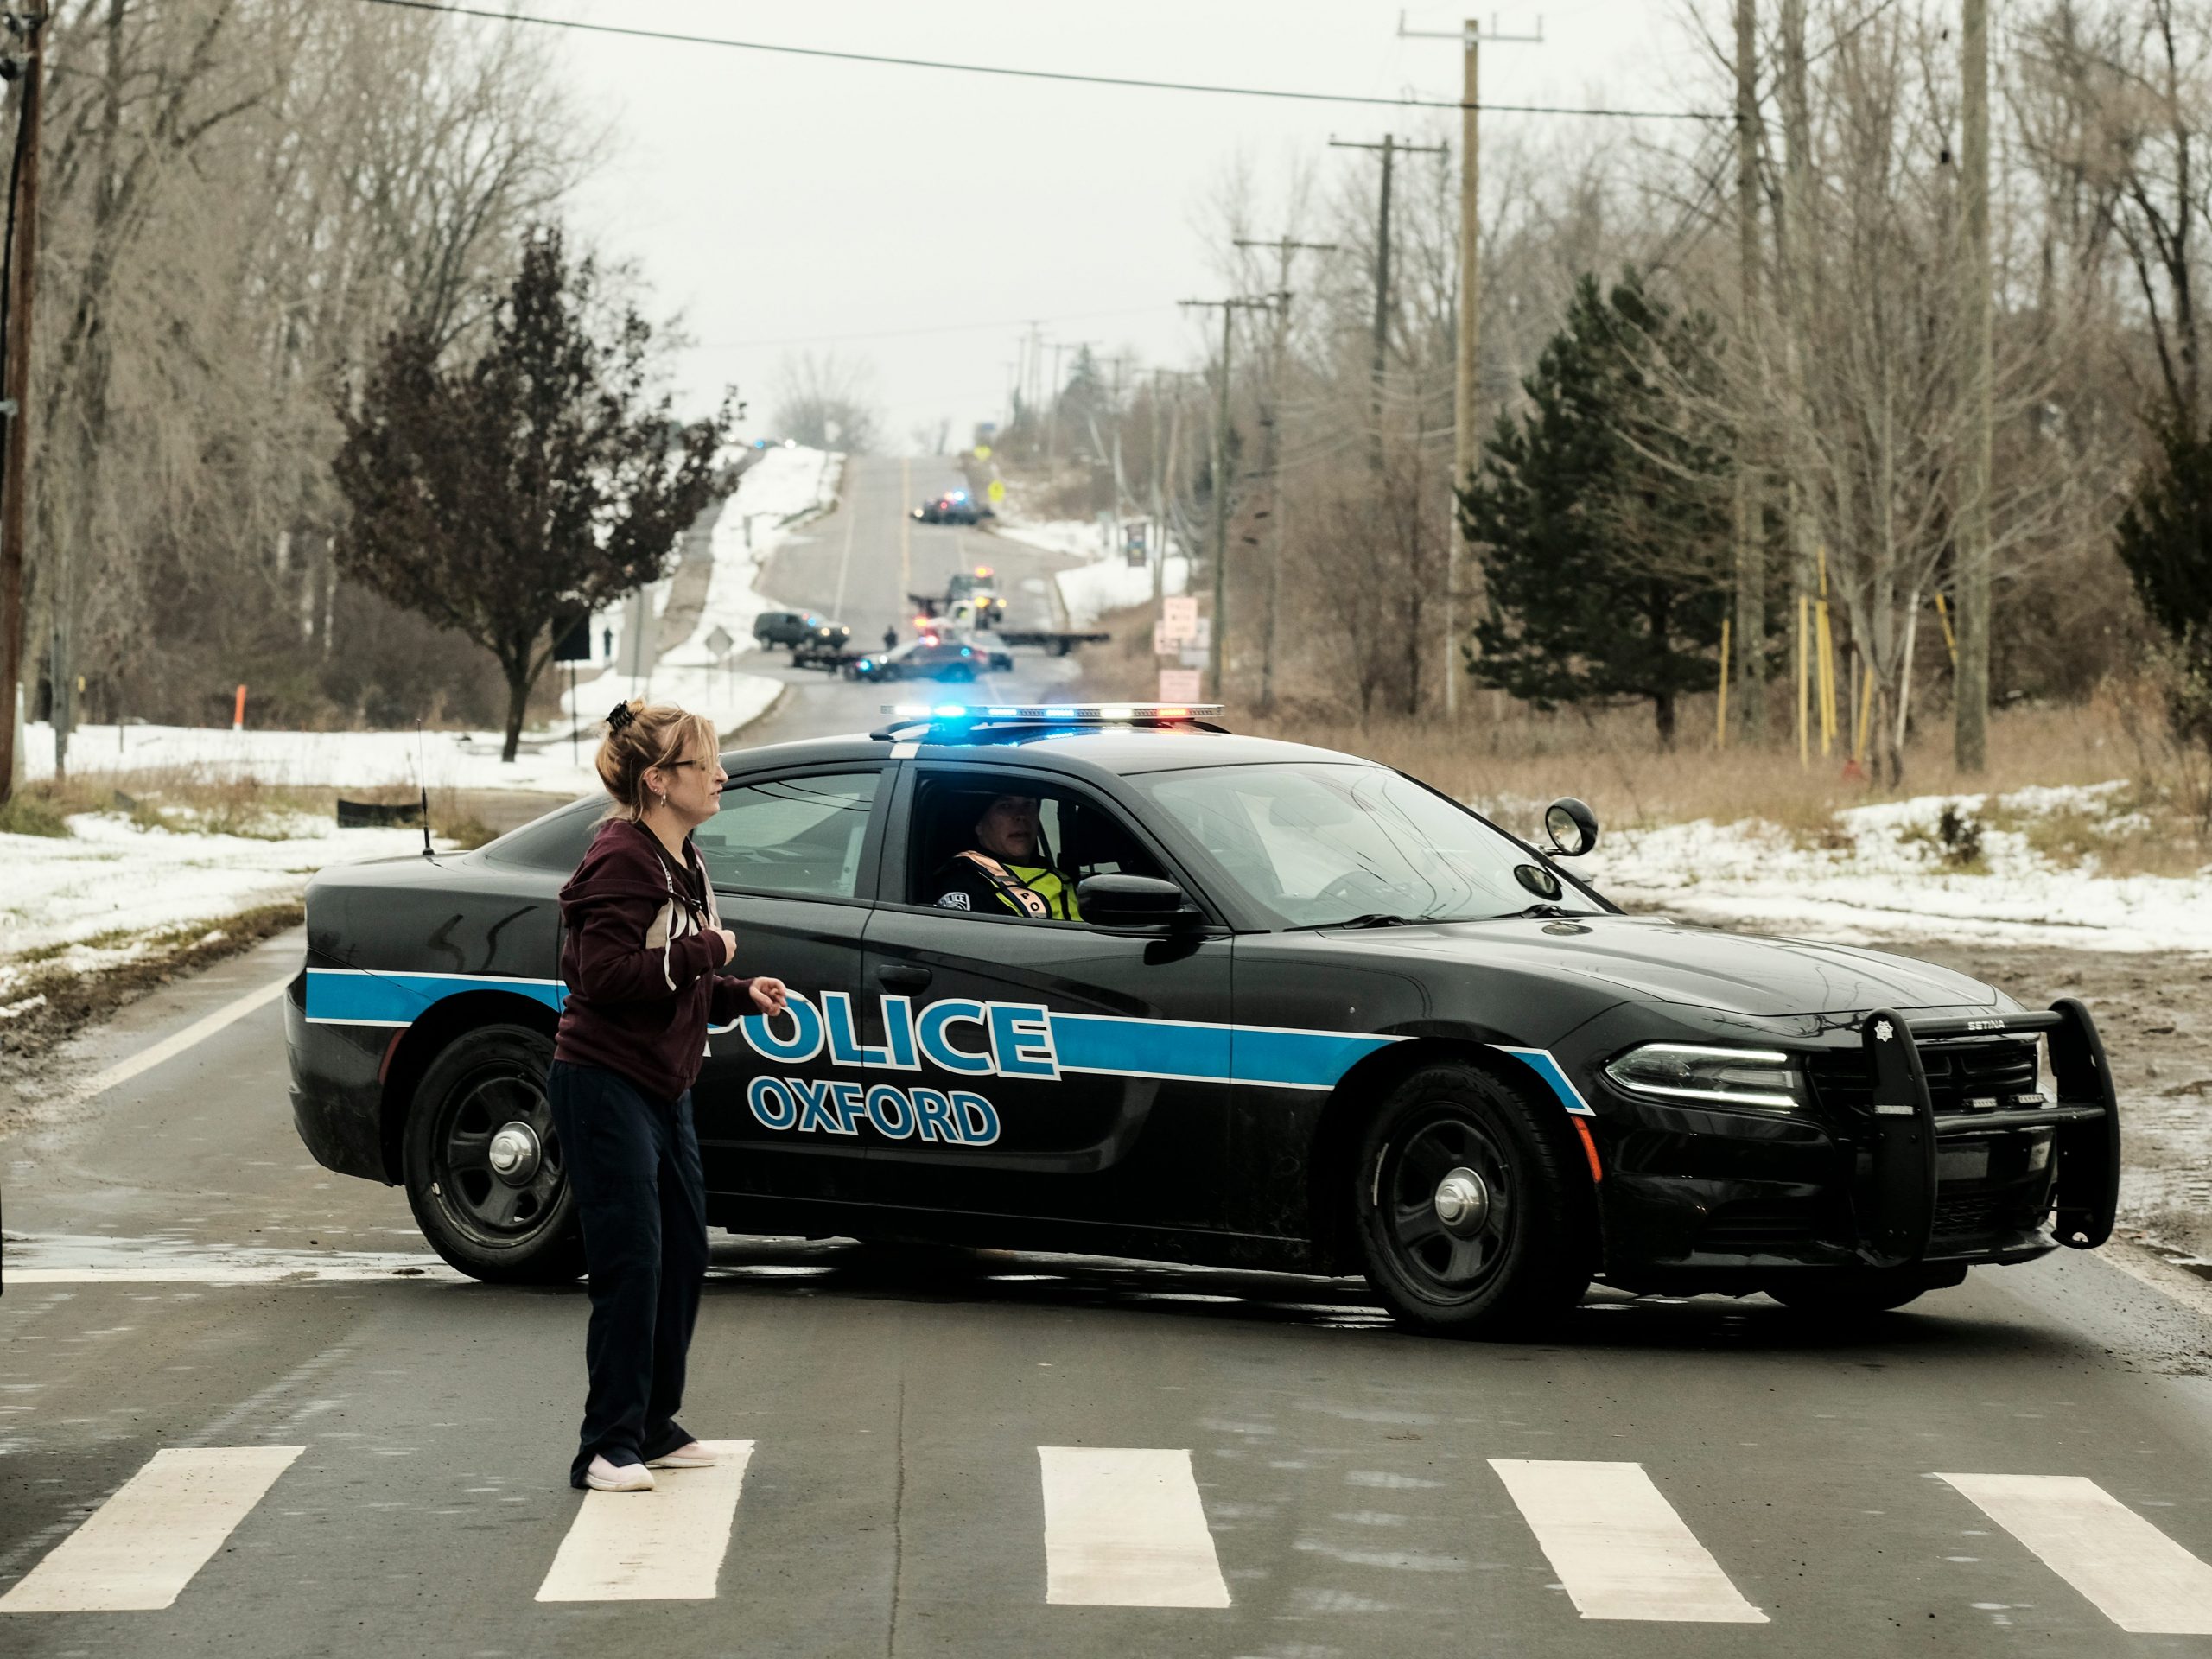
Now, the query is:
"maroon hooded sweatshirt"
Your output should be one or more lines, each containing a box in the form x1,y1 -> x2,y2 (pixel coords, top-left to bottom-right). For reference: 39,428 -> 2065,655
554,817 -> 756,1101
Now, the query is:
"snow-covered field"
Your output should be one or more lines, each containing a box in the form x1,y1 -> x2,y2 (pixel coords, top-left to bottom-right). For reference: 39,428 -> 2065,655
0,448 -> 846,995
0,814 -> 431,1010
988,512 -> 1190,628
1055,554 -> 1191,629
1574,781 -> 2212,954
16,444 -> 842,800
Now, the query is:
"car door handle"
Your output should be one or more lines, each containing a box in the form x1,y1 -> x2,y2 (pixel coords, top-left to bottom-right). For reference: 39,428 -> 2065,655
877,964 -> 932,991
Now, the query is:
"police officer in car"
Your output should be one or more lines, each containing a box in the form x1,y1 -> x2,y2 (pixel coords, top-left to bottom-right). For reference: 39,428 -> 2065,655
928,792 -> 1082,920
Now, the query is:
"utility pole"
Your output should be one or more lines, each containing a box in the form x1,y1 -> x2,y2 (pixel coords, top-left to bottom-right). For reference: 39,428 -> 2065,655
1730,0 -> 1766,738
1396,13 -> 1541,718
1329,134 -> 1445,474
1233,235 -> 1335,713
1180,296 -> 1275,702
1044,339 -> 1096,468
0,3 -> 46,803
1955,0 -> 1993,773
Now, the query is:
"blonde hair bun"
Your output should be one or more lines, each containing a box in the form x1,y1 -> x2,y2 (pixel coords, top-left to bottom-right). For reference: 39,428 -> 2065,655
594,701 -> 719,819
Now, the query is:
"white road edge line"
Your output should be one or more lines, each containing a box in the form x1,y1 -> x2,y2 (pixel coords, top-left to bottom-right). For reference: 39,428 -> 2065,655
69,972 -> 294,1105
536,1440 -> 753,1602
0,1446 -> 302,1613
1489,1459 -> 1767,1624
1938,1472 -> 2212,1634
1039,1446 -> 1231,1608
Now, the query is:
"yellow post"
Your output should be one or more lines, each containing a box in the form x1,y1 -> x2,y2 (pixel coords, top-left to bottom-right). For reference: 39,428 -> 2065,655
1934,590 -> 1958,667
1716,614 -> 1731,749
1796,594 -> 1810,770
1853,658 -> 1876,765
1815,547 -> 1837,755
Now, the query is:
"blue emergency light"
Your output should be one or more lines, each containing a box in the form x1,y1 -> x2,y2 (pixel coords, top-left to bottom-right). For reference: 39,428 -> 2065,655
880,702 -> 1222,725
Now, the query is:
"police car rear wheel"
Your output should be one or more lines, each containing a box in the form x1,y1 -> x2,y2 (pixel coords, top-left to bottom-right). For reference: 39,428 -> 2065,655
1352,1062 -> 1589,1337
403,1025 -> 584,1284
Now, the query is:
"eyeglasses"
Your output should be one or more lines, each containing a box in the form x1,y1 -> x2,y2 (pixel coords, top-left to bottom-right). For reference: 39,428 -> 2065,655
662,760 -> 716,772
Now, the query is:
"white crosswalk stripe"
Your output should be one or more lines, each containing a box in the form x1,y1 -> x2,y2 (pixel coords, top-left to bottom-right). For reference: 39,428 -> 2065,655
1489,1459 -> 1767,1624
535,1440 -> 754,1602
1038,1446 -> 1231,1607
0,1446 -> 303,1614
1938,1472 -> 2212,1635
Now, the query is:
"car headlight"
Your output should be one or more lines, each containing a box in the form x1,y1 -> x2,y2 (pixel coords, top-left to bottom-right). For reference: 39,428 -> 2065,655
1604,1043 -> 1805,1110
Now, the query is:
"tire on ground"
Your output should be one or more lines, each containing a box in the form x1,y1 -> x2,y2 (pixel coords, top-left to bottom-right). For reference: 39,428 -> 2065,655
1351,1059 -> 1592,1338
403,1023 -> 585,1285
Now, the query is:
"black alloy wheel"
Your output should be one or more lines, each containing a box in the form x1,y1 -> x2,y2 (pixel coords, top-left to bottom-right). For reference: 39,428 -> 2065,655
1351,1060 -> 1592,1337
403,1024 -> 584,1284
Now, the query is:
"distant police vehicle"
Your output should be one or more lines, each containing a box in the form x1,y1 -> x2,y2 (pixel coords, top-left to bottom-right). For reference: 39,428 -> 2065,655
286,705 -> 2120,1335
912,491 -> 986,525
842,638 -> 988,683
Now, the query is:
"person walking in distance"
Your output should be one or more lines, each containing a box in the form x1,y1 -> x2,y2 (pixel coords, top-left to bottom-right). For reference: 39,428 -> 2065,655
550,698 -> 786,1491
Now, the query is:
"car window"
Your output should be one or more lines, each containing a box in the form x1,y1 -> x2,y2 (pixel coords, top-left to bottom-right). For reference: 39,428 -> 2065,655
1134,762 -> 1592,929
906,772 -> 1165,913
695,771 -> 880,899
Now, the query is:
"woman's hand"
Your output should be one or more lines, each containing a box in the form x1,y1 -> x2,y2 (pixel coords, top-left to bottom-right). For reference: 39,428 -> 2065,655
748,976 -> 789,1018
712,927 -> 738,964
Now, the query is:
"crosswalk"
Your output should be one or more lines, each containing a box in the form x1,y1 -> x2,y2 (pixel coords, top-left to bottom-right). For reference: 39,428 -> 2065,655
6,1444 -> 2212,1631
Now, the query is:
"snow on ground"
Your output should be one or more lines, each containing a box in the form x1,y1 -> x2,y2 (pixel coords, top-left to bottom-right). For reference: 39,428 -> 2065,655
0,814 -> 432,1007
1055,555 -> 1190,629
988,511 -> 1191,628
1573,780 -> 2212,954
990,515 -> 1116,563
17,446 -> 845,798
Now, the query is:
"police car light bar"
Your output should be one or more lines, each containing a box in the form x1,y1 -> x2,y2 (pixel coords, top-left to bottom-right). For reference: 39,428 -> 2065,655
880,702 -> 1222,724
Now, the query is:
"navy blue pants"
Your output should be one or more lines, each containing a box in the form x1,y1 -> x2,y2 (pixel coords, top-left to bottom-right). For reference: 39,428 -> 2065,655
547,1060 -> 709,1488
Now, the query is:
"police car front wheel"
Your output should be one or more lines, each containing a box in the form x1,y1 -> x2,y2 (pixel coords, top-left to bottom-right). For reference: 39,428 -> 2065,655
1351,1061 -> 1592,1337
403,1024 -> 585,1284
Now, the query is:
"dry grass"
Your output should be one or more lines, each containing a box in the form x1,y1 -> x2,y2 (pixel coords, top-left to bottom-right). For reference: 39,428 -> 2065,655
2,766 -> 500,848
1069,596 -> 2208,868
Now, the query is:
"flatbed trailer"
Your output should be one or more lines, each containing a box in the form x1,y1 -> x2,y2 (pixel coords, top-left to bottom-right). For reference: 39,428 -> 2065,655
995,629 -> 1112,658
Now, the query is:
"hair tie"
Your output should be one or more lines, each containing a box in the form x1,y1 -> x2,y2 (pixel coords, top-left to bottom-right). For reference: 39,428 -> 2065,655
606,701 -> 636,734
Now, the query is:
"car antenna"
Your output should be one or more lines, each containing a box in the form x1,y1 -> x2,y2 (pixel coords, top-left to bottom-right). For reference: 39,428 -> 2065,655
415,723 -> 434,860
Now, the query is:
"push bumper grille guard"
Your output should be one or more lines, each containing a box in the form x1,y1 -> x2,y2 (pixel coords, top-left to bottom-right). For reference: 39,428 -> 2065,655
1853,998 -> 2120,1269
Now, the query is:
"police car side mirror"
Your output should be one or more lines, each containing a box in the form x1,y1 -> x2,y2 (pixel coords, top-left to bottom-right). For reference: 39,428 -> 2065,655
1078,874 -> 1198,929
1544,797 -> 1599,857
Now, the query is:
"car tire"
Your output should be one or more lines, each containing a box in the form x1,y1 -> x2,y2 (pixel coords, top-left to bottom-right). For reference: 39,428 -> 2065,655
403,1024 -> 585,1285
1765,1270 -> 1950,1316
1351,1060 -> 1592,1338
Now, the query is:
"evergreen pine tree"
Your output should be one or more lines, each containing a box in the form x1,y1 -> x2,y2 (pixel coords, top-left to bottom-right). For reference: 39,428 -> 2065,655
1459,270 -> 1732,745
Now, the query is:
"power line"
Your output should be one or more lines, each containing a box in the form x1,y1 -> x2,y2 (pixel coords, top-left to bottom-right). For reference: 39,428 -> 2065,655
698,303 -> 1170,353
356,0 -> 1725,122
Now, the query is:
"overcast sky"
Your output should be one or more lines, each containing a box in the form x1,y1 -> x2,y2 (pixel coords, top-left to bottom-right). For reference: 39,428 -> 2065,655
551,2 -> 1715,446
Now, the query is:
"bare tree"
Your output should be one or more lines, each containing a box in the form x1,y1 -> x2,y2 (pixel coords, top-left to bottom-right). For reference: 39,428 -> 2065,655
772,349 -> 880,453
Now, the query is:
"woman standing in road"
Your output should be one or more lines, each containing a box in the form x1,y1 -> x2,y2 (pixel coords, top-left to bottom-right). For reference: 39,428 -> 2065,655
550,698 -> 786,1492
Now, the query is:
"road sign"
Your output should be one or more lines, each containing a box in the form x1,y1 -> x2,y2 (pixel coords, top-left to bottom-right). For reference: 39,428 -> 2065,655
553,612 -> 592,662
974,443 -> 993,460
704,625 -> 734,659
1160,596 -> 1199,646
987,478 -> 1006,505
1157,668 -> 1203,702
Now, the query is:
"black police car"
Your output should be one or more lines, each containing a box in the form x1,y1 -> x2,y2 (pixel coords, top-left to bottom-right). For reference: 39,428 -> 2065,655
842,638 -> 983,683
285,704 -> 2120,1336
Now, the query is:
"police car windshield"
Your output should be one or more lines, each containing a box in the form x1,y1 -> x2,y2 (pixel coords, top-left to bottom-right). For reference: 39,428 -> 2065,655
1135,763 -> 1593,931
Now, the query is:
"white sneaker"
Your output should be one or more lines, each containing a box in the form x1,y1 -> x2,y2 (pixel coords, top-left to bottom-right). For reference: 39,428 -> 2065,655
584,1455 -> 654,1492
647,1441 -> 716,1469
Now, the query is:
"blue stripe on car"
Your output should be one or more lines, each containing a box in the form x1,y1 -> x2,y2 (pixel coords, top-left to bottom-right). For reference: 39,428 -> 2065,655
304,969 -> 1590,1110
305,968 -> 564,1027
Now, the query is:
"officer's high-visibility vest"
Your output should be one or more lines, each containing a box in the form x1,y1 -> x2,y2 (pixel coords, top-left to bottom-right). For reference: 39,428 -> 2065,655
955,851 -> 1081,920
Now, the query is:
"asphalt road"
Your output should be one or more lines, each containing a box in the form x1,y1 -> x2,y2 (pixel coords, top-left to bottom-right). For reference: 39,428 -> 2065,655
738,453 -> 1084,749
8,458 -> 2212,1655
